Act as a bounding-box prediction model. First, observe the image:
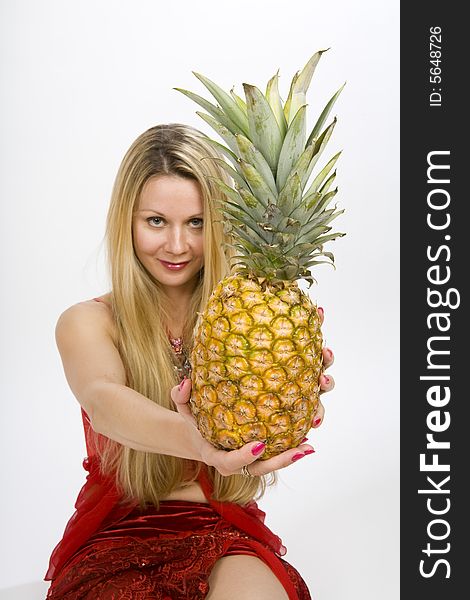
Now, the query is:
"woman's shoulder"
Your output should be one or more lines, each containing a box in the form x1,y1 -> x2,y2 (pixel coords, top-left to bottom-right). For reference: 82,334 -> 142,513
56,294 -> 116,341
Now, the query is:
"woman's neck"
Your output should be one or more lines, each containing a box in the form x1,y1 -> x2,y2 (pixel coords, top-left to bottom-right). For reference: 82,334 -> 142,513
161,281 -> 198,338
164,298 -> 191,339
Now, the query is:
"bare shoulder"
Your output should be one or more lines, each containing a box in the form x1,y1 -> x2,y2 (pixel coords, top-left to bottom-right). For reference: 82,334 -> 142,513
56,295 -> 116,344
54,295 -> 126,412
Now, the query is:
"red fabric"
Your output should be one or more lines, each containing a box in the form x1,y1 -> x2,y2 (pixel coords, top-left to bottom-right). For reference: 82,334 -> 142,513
46,500 -> 310,599
45,410 -> 137,581
45,411 -> 310,599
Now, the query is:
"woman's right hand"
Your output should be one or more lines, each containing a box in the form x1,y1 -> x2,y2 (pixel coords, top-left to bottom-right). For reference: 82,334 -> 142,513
171,377 -> 315,478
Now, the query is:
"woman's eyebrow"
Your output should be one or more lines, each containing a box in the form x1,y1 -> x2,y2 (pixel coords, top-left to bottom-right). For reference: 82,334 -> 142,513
136,209 -> 203,218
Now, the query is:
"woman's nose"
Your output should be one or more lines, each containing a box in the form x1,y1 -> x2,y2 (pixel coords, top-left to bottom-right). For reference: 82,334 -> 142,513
165,227 -> 188,254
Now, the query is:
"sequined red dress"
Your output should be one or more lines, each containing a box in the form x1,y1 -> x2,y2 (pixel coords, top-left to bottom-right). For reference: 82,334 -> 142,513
44,414 -> 311,599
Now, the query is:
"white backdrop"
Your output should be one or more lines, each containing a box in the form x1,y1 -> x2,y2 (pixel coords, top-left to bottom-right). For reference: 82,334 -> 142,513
0,0 -> 399,598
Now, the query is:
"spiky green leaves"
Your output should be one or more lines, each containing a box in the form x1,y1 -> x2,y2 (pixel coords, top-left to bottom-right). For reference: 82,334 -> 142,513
174,50 -> 346,285
266,70 -> 287,137
284,49 -> 327,125
243,84 -> 284,175
276,105 -> 307,191
192,72 -> 250,137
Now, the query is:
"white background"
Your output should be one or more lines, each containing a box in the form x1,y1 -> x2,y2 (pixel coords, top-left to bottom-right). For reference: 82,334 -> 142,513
0,0 -> 399,597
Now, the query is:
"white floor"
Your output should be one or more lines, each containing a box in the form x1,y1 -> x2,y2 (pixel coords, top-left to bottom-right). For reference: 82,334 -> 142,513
0,581 -> 49,600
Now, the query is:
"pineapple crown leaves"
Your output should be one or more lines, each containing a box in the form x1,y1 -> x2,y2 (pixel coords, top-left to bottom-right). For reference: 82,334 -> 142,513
174,50 -> 346,285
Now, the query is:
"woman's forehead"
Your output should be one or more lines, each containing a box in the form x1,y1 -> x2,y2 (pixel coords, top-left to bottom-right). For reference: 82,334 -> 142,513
138,175 -> 203,213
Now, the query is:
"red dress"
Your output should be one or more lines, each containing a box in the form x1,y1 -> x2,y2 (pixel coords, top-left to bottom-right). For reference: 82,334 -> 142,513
44,409 -> 311,599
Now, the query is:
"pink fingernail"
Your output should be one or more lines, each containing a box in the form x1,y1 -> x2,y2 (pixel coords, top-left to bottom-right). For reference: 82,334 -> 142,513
301,437 -> 309,443
317,307 -> 324,317
313,417 -> 322,427
304,449 -> 315,455
323,375 -> 330,384
178,377 -> 187,391
252,442 -> 266,456
292,453 -> 305,462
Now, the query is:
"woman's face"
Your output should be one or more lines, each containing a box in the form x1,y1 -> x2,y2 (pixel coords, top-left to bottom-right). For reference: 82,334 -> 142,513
133,175 -> 205,295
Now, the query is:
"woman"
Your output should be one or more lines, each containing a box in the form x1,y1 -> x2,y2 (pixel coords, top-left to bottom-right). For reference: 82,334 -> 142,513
45,123 -> 335,599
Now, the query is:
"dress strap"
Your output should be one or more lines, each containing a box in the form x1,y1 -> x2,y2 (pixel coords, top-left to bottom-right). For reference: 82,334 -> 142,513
92,297 -> 111,308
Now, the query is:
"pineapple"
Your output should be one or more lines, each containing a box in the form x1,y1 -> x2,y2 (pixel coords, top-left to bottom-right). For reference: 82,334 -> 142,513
176,50 -> 345,459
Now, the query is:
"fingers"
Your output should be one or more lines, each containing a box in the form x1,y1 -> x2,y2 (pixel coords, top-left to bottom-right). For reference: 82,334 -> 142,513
205,440 -> 267,477
242,442 -> 316,477
205,438 -> 316,478
319,371 -> 335,393
318,306 -> 334,368
322,346 -> 334,369
311,400 -> 325,428
170,377 -> 194,423
171,376 -> 191,404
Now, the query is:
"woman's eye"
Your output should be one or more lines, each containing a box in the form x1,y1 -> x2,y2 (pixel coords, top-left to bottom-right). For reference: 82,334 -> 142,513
147,217 -> 164,227
190,218 -> 203,228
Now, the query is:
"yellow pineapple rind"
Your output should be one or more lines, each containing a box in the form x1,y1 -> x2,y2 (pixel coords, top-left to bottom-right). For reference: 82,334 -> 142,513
190,274 -> 323,459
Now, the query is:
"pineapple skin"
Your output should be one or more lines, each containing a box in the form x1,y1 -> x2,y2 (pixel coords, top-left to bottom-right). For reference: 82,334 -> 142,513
190,274 -> 323,459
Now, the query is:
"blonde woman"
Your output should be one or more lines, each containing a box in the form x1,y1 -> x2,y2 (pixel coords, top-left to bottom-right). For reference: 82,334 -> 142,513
44,124 -> 335,600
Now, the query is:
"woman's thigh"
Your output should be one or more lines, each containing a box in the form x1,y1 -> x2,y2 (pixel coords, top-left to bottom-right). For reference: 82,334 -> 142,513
206,554 -> 289,600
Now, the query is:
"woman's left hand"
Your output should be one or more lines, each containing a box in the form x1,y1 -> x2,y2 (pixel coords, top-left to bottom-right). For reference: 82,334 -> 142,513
310,306 -> 335,430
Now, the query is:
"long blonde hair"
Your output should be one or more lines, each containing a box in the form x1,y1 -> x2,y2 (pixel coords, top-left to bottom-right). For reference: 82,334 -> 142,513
101,124 -> 275,508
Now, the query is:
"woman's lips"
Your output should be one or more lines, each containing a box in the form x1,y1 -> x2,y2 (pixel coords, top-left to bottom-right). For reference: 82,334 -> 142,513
158,260 -> 190,271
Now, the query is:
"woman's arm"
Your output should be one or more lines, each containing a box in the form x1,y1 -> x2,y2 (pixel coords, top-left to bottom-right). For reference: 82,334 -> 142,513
55,301 -> 203,461
56,300 -> 319,475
